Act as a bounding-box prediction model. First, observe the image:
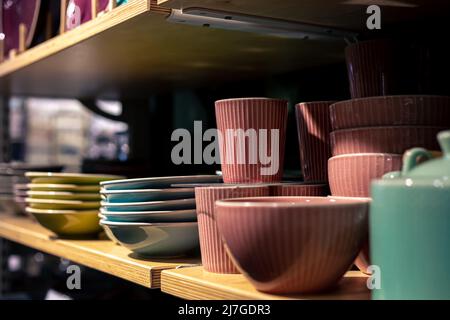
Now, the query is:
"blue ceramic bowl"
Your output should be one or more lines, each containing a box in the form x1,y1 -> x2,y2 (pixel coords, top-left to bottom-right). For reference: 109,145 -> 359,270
100,209 -> 197,223
99,220 -> 199,257
100,198 -> 196,212
100,188 -> 194,203
100,175 -> 221,190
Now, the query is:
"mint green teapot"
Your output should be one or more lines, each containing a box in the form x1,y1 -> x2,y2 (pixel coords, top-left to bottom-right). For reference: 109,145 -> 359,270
370,130 -> 450,300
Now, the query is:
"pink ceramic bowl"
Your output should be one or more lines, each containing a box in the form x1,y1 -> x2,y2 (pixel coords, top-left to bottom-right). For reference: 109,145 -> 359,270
330,95 -> 450,130
295,101 -> 335,182
215,98 -> 288,184
269,183 -> 328,197
330,126 -> 443,156
195,185 -> 270,274
328,153 -> 402,197
215,197 -> 369,294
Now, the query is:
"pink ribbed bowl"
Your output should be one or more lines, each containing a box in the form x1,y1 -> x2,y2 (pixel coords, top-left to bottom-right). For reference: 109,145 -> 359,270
215,98 -> 288,184
330,126 -> 443,156
215,197 -> 369,294
328,153 -> 402,197
195,185 -> 270,274
330,95 -> 450,130
269,183 -> 328,197
295,101 -> 335,182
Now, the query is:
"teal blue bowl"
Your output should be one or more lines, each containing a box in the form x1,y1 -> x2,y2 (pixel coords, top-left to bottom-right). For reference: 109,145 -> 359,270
100,198 -> 196,212
100,175 -> 221,190
100,220 -> 199,257
100,188 -> 194,203
100,209 -> 197,223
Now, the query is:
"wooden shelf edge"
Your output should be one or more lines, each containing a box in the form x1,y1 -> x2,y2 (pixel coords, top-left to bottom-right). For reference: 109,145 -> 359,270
161,266 -> 371,300
0,214 -> 200,289
0,0 -> 160,78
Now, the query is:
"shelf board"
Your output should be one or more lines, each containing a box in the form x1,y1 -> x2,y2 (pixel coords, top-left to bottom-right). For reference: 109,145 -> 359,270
0,214 -> 200,288
158,0 -> 450,30
161,266 -> 370,300
0,0 -> 346,99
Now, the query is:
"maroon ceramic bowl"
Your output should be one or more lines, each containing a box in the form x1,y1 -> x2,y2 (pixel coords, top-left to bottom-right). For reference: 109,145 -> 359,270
295,101 -> 335,182
328,153 -> 402,197
215,197 -> 369,294
345,39 -> 396,98
330,95 -> 450,130
269,183 -> 328,197
215,98 -> 288,184
195,185 -> 270,274
330,126 -> 443,156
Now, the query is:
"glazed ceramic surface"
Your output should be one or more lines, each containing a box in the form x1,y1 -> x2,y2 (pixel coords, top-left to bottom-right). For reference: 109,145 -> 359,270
330,96 -> 450,130
100,198 -> 196,212
26,207 -> 102,237
100,220 -> 199,257
295,101 -> 335,182
25,198 -> 100,210
328,153 -> 402,197
371,130 -> 450,299
195,185 -> 270,274
215,197 -> 369,294
28,183 -> 100,192
215,98 -> 288,183
100,187 -> 194,203
100,175 -> 221,190
100,209 -> 197,223
26,172 -> 124,184
27,191 -> 101,201
330,126 -> 443,156
269,183 -> 328,197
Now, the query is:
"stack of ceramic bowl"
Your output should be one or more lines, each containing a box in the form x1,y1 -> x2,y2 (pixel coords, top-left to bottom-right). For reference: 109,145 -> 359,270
24,172 -> 123,238
99,175 -> 221,258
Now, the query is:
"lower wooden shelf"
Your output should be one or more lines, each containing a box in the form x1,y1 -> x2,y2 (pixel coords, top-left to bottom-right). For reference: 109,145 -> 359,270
161,266 -> 370,300
0,214 -> 200,289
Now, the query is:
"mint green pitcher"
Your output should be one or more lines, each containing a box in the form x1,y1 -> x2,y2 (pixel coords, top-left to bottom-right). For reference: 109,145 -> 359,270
370,130 -> 450,300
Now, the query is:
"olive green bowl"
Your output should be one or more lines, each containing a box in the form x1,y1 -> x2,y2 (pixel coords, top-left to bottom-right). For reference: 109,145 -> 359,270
26,207 -> 102,237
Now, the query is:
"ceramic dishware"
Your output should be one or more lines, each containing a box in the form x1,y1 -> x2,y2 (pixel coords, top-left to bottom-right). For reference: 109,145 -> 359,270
26,207 -> 102,237
100,187 -> 194,203
215,197 -> 369,294
328,153 -> 402,197
99,220 -> 199,257
330,126 -> 443,156
269,183 -> 328,196
371,130 -> 450,299
295,101 -> 335,182
25,198 -> 101,210
27,191 -> 101,201
100,208 -> 197,223
330,95 -> 450,130
215,98 -> 288,183
100,175 -> 221,190
26,172 -> 124,184
100,198 -> 196,212
195,185 -> 270,274
28,183 -> 100,192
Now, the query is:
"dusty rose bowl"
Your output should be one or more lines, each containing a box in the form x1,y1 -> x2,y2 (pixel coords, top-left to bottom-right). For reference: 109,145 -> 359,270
328,153 -> 402,198
215,98 -> 288,184
269,183 -> 328,197
330,95 -> 450,130
195,185 -> 270,274
295,101 -> 335,182
330,126 -> 443,156
215,197 -> 369,294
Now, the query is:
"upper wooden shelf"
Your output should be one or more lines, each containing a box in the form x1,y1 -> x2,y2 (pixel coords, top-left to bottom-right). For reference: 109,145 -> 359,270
0,0 -> 448,99
161,266 -> 370,300
0,214 -> 200,288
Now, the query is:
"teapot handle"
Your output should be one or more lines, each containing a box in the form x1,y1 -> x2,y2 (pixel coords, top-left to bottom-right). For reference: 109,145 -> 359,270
402,148 -> 433,175
438,130 -> 450,159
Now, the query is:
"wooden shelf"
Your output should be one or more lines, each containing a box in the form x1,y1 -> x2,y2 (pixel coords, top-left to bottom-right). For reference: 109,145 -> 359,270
0,214 -> 200,288
0,0 -> 347,99
161,266 -> 370,300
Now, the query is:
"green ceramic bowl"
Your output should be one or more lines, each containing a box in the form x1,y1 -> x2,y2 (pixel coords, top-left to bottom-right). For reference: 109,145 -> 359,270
26,207 -> 102,237
100,220 -> 199,257
26,172 -> 124,185
25,198 -> 101,210
27,191 -> 101,201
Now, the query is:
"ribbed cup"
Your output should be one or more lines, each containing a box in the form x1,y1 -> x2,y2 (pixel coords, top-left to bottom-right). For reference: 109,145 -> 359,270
270,183 -> 328,196
330,126 -> 443,156
195,185 -> 270,273
295,101 -> 335,182
328,153 -> 402,197
215,98 -> 288,183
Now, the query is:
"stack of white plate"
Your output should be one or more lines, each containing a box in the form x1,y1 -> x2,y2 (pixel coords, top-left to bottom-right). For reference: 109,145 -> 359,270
99,175 -> 222,257
25,172 -> 123,237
